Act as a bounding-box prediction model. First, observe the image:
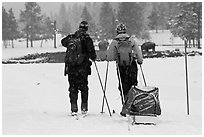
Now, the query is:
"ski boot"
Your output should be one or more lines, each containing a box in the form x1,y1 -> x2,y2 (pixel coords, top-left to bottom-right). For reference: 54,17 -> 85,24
81,103 -> 88,117
120,112 -> 126,117
81,109 -> 87,117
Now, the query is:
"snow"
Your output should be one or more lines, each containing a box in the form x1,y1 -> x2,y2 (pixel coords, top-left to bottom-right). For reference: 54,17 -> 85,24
2,57 -> 202,135
2,34 -> 64,60
1,32 -> 203,135
149,30 -> 184,46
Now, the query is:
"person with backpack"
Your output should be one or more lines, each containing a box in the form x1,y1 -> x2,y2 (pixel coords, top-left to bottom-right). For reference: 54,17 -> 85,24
97,39 -> 109,61
61,21 -> 96,116
106,23 -> 143,117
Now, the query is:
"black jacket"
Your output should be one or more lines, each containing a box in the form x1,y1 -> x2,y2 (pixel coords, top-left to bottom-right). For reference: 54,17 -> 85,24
61,31 -> 96,75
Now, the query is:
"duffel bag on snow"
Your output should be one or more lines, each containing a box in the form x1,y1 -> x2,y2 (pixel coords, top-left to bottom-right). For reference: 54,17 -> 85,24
121,86 -> 161,116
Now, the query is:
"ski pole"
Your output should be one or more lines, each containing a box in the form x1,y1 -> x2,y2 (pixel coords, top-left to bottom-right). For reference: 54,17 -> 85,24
94,61 -> 112,116
184,40 -> 189,115
116,63 -> 125,104
101,61 -> 109,113
139,64 -> 147,86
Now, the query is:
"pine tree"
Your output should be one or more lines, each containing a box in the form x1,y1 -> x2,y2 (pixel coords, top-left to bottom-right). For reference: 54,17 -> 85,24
148,3 -> 160,33
192,2 -> 202,48
117,2 -> 144,36
85,2 -> 92,11
8,8 -> 19,48
157,3 -> 169,31
81,6 -> 92,22
56,3 -> 73,36
61,19 -> 72,37
20,2 -> 42,48
99,2 -> 116,39
92,2 -> 101,26
39,15 -> 54,40
169,2 -> 202,48
70,3 -> 82,32
2,6 -> 9,48
81,6 -> 96,37
57,3 -> 67,31
148,3 -> 173,32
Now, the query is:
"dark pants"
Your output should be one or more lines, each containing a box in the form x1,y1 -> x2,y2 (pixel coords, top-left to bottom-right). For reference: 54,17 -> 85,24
68,71 -> 89,112
117,60 -> 138,102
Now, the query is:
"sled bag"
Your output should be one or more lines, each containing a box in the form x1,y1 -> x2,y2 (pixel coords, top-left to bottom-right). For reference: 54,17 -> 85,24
122,86 -> 161,116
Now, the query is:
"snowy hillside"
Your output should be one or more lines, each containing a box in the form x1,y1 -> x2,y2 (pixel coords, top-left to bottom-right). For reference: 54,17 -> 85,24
1,30 -> 202,135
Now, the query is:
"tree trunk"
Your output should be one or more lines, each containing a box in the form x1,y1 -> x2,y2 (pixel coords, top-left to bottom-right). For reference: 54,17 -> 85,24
30,32 -> 33,48
188,40 -> 191,48
40,39 -> 43,47
8,40 -> 10,47
4,40 -> 7,48
155,26 -> 158,33
26,33 -> 29,48
12,40 -> 14,48
26,25 -> 29,48
54,20 -> 57,48
197,3 -> 201,49
192,39 -> 195,47
31,39 -> 33,48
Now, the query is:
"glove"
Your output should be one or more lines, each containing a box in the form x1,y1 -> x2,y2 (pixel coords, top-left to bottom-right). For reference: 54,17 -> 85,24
133,56 -> 137,60
133,83 -> 138,86
137,61 -> 142,65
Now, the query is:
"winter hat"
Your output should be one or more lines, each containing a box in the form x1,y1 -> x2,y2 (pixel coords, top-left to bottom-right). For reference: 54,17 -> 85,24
79,21 -> 88,31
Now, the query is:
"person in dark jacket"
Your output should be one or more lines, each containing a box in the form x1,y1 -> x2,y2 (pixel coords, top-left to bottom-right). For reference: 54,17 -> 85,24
61,21 -> 96,115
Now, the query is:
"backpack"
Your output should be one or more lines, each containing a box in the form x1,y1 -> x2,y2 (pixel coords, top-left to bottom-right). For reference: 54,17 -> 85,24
65,34 -> 85,66
115,37 -> 133,66
122,86 -> 161,116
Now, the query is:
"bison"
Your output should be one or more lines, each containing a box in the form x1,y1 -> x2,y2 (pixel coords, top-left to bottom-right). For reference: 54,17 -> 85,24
141,42 -> 156,52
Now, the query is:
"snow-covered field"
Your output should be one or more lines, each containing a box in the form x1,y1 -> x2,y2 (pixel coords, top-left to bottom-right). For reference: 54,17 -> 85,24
1,31 -> 203,135
2,57 -> 202,135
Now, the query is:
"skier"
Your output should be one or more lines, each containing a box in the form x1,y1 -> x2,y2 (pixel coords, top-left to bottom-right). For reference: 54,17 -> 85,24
97,39 -> 109,61
61,21 -> 96,116
106,23 -> 143,117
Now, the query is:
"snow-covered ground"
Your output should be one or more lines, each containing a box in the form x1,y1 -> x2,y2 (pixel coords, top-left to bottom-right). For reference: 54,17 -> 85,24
1,31 -> 202,135
2,56 -> 202,135
2,34 -> 64,60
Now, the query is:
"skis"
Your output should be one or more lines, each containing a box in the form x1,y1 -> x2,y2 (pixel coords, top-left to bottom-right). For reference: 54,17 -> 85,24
71,111 -> 87,120
71,112 -> 79,120
70,111 -> 156,126
81,111 -> 87,118
130,115 -> 156,126
112,112 -> 156,126
133,122 -> 156,125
